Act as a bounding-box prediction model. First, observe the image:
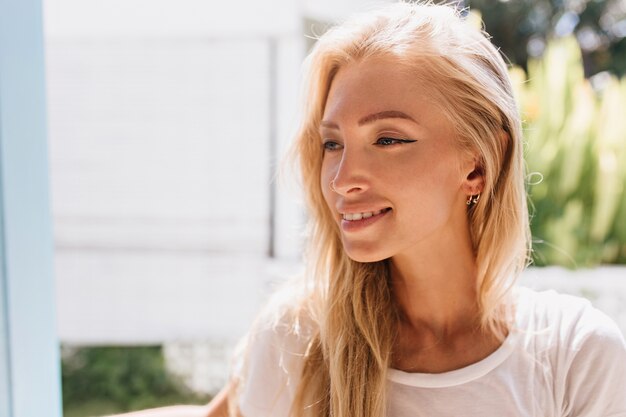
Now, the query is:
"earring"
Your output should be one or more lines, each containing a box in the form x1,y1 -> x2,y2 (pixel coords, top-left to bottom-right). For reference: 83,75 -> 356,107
466,193 -> 481,206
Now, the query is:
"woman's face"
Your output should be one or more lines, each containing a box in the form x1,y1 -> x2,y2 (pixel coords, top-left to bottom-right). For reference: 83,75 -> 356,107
319,56 -> 482,263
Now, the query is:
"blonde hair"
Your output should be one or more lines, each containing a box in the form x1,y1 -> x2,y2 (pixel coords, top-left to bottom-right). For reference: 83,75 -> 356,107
236,2 -> 531,417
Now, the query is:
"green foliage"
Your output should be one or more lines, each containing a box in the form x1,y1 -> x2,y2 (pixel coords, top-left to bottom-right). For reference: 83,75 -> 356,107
511,36 -> 626,267
61,345 -> 210,417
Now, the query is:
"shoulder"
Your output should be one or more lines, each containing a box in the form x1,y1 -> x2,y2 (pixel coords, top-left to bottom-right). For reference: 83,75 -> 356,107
232,287 -> 317,417
514,286 -> 625,363
514,286 -> 623,344
514,286 -> 626,416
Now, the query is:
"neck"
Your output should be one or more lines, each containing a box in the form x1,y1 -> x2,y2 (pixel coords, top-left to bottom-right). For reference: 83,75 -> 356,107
389,227 -> 480,338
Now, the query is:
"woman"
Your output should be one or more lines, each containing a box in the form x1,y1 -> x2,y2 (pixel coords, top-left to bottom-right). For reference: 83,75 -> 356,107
115,2 -> 626,417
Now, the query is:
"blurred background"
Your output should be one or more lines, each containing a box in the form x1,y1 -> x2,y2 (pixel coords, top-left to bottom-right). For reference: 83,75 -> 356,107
20,0 -> 626,414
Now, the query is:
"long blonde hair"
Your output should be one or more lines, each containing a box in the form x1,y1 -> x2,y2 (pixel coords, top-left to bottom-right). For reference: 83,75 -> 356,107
239,2 -> 531,417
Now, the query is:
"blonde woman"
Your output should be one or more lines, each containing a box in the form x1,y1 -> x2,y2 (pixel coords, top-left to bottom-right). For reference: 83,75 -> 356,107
112,2 -> 626,417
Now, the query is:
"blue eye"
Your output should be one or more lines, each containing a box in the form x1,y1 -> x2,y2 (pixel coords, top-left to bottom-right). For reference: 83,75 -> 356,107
375,137 -> 417,146
323,141 -> 342,151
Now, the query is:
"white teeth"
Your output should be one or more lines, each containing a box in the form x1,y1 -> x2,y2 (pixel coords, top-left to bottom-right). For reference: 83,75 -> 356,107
342,208 -> 387,221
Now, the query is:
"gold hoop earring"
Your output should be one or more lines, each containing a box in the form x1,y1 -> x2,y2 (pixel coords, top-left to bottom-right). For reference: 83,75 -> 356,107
466,193 -> 481,206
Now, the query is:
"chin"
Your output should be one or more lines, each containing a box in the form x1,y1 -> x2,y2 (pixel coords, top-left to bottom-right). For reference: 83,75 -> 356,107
343,242 -> 390,263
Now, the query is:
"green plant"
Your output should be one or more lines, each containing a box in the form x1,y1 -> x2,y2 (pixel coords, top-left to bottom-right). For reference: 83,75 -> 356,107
511,36 -> 626,267
61,345 -> 210,417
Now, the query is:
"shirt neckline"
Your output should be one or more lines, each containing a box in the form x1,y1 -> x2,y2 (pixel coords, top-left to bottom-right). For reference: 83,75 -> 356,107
387,288 -> 525,388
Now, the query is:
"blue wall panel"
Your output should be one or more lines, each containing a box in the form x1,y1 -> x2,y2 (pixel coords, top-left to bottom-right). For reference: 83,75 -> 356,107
0,0 -> 63,416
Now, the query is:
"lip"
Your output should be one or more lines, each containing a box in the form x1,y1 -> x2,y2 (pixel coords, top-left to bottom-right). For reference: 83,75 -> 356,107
340,208 -> 391,232
337,204 -> 391,214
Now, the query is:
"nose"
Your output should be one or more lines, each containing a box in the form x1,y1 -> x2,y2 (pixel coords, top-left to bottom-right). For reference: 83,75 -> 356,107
329,146 -> 370,196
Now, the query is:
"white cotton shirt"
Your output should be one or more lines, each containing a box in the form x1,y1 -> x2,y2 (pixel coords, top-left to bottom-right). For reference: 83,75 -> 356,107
236,287 -> 626,417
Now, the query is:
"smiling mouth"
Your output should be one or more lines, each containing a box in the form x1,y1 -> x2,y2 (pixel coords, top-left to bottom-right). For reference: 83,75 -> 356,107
341,207 -> 392,221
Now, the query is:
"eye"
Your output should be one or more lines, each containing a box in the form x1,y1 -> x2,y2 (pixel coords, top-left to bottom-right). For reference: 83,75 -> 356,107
323,140 -> 343,151
375,137 -> 417,146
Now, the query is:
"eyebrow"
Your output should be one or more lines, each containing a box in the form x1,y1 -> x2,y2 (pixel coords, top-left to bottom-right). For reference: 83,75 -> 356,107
319,110 -> 418,130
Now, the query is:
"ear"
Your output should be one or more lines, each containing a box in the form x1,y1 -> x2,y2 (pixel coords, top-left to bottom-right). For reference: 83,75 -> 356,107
461,156 -> 485,196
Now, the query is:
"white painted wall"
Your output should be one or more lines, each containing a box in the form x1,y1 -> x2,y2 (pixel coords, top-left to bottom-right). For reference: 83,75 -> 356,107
302,0 -> 394,23
47,39 -> 272,254
54,252 -> 300,344
44,0 -> 311,345
44,0 -> 300,38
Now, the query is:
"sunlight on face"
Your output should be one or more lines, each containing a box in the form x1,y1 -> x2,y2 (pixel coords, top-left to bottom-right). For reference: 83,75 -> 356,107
319,57 -> 478,262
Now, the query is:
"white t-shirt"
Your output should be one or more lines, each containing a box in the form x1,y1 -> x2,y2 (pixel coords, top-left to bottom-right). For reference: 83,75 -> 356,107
236,287 -> 626,417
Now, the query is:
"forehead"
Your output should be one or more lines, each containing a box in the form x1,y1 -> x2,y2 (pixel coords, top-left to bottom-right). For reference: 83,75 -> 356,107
322,56 -> 440,125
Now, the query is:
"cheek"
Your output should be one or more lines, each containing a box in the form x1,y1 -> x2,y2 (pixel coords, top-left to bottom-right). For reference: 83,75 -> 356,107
320,159 -> 336,209
392,153 -> 462,215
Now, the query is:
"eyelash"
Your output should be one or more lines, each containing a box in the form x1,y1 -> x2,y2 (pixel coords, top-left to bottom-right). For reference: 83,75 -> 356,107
322,137 -> 416,151
375,137 -> 417,146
